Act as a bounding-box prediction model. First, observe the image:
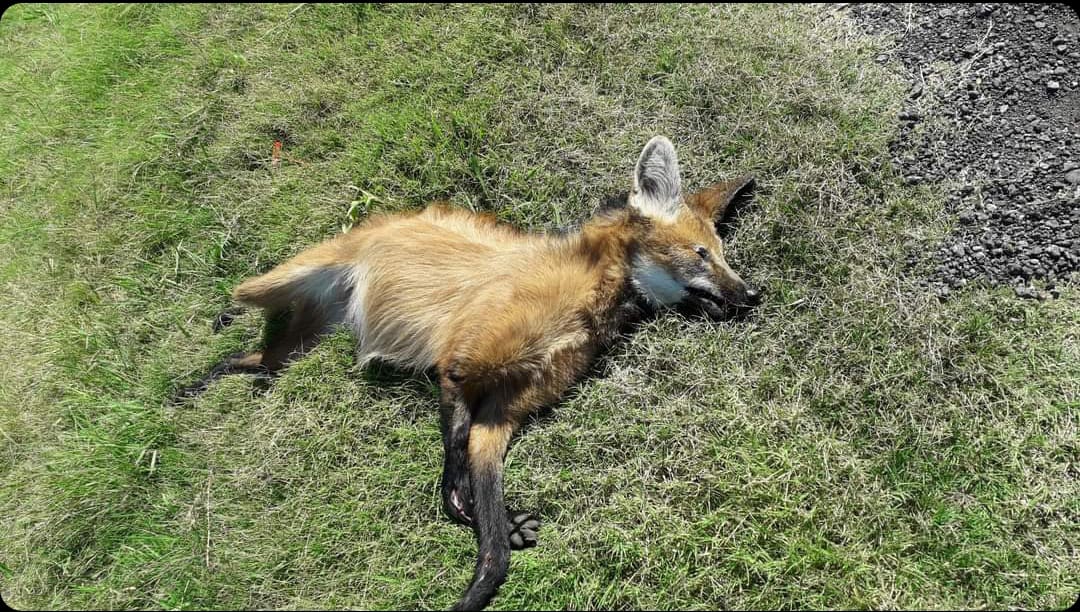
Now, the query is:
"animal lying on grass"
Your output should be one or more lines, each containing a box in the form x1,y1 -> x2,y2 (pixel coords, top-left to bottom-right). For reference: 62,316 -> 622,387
180,136 -> 762,610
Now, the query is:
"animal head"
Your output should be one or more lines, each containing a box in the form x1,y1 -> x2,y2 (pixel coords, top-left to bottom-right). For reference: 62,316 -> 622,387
625,136 -> 762,319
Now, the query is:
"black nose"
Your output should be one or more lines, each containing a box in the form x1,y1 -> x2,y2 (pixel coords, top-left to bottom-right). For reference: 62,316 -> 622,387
744,286 -> 763,306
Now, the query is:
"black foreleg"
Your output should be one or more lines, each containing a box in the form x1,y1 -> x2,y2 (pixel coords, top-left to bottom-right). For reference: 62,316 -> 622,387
439,373 -> 474,525
452,422 -> 512,612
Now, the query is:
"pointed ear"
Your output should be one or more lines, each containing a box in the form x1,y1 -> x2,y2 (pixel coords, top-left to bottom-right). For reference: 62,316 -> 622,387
629,136 -> 681,219
685,175 -> 755,225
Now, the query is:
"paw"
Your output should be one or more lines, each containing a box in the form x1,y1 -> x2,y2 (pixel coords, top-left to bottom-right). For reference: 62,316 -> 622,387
508,511 -> 540,550
443,485 -> 473,526
212,307 -> 245,333
173,379 -> 209,401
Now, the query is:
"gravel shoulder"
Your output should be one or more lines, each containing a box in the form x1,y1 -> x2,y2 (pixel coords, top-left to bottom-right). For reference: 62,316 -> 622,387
846,3 -> 1080,299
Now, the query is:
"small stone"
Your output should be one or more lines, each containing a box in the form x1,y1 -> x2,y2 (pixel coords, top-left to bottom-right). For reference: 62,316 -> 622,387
1065,169 -> 1080,184
1047,80 -> 1061,91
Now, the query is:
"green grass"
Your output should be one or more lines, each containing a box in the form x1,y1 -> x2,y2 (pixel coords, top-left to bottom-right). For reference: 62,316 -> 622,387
1,3 -> 1077,610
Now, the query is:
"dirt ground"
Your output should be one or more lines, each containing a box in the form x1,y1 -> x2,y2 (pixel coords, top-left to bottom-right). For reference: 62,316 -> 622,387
847,3 -> 1080,299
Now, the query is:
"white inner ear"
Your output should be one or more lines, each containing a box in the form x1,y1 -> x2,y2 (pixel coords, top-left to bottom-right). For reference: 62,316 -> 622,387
631,255 -> 686,305
630,136 -> 682,220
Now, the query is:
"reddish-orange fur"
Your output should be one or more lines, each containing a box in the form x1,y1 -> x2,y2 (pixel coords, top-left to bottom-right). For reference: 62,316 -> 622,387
212,137 -> 760,611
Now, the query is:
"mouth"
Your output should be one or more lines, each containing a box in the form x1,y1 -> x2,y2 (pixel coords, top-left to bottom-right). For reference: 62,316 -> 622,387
686,286 -> 757,308
686,285 -> 724,305
683,286 -> 755,320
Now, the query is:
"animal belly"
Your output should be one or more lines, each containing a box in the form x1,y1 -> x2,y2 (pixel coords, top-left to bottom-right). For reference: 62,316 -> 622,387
349,270 -> 476,370
340,212 -> 527,369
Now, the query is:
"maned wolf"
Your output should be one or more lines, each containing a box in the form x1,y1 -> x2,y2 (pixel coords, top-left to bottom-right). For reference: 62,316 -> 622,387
184,136 -> 762,610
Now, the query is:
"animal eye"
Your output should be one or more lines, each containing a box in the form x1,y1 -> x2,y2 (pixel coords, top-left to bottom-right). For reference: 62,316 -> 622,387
694,246 -> 710,261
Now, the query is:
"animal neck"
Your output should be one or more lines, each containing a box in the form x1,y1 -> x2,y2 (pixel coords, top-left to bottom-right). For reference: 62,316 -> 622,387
578,209 -> 684,309
571,209 -> 653,343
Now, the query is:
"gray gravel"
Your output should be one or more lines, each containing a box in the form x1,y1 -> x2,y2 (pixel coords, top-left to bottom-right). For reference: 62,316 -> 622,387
847,3 -> 1080,300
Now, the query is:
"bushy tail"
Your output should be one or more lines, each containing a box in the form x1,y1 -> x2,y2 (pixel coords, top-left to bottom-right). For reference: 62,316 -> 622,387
233,263 -> 322,310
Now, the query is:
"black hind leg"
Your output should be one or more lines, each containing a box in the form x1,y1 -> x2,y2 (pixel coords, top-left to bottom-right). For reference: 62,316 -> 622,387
172,351 -> 271,400
175,302 -> 325,402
